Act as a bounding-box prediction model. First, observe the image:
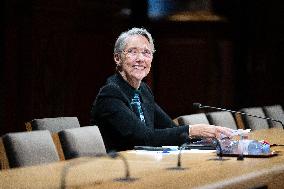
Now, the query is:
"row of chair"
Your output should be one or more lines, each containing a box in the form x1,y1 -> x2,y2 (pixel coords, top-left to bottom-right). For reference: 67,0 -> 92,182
0,125 -> 106,169
176,111 -> 238,129
1,104 -> 283,169
175,104 -> 284,130
241,105 -> 284,129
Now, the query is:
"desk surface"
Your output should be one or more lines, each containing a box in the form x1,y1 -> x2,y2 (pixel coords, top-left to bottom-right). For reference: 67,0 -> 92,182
1,128 -> 284,189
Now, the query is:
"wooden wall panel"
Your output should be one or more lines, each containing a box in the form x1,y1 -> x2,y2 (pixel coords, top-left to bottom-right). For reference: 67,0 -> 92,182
2,1 -> 284,135
153,37 -> 234,118
2,1 -> 123,135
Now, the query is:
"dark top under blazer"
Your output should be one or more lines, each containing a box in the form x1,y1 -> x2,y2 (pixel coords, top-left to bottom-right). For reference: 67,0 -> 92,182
91,73 -> 189,152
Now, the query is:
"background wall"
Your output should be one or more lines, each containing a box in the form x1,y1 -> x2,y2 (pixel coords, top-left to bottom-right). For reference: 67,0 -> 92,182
2,0 -> 284,135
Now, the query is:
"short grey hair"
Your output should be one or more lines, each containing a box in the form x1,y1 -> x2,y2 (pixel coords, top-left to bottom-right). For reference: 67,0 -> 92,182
114,27 -> 155,54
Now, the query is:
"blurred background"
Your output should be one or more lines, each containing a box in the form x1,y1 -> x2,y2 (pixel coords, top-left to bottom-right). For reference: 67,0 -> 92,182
2,0 -> 284,135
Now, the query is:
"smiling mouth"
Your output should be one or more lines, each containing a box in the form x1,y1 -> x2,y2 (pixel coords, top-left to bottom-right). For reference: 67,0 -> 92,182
133,65 -> 145,70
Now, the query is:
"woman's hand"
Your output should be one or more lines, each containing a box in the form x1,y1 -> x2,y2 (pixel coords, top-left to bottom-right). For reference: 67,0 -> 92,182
189,124 -> 233,139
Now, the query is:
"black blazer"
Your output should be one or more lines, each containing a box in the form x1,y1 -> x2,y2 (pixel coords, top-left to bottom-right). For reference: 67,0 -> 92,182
91,73 -> 189,152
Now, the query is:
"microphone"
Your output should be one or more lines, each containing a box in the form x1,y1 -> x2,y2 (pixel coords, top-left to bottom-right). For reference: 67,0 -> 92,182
193,102 -> 284,129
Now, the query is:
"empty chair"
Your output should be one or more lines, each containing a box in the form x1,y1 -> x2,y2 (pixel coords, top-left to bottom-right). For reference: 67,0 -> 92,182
206,111 -> 238,130
59,126 -> 106,160
31,117 -> 80,133
3,130 -> 60,168
263,104 -> 284,128
239,107 -> 269,130
177,113 -> 210,125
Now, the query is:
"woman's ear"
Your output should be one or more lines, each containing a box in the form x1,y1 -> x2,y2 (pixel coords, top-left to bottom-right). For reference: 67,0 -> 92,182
114,53 -> 121,66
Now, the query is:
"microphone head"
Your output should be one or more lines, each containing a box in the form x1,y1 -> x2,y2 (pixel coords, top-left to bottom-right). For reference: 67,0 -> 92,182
108,151 -> 119,159
193,103 -> 202,110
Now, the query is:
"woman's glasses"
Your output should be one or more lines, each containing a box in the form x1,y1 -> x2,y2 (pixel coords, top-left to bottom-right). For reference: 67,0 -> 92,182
123,48 -> 153,58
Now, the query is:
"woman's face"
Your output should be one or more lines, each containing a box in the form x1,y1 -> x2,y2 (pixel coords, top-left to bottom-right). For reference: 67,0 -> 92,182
115,35 -> 153,83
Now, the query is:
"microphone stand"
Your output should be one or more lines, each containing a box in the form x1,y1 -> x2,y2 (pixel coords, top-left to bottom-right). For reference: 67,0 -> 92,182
166,143 -> 188,170
60,157 -> 99,189
215,138 -> 223,161
110,151 -> 138,182
208,137 -> 229,161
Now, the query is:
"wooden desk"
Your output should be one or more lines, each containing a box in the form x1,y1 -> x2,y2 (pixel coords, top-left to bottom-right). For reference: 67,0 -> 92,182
1,128 -> 284,189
